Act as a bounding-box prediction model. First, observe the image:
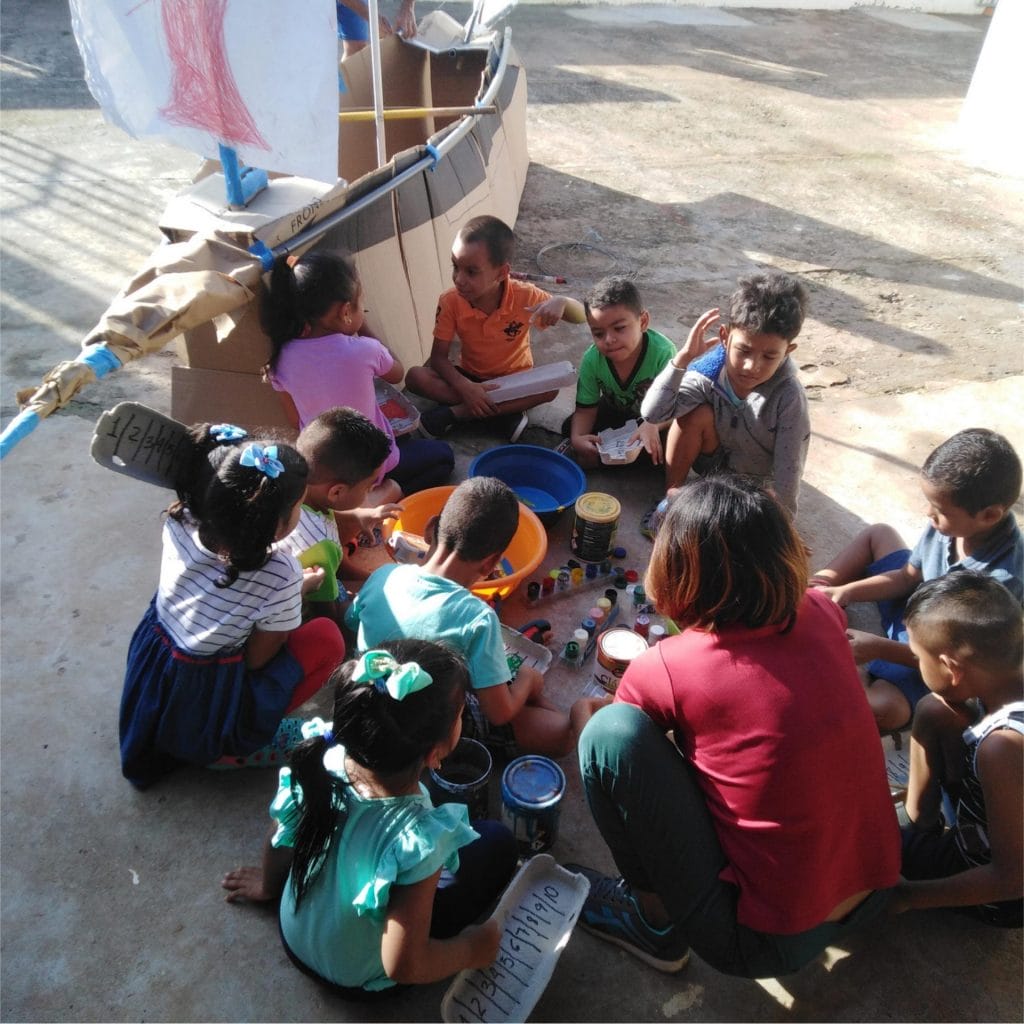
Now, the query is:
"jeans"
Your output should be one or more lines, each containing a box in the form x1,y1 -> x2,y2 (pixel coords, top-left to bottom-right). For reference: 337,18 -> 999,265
389,435 -> 454,494
578,703 -> 891,977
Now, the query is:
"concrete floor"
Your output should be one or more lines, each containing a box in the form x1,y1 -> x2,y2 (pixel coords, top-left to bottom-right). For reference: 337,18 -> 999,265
2,1 -> 1022,1021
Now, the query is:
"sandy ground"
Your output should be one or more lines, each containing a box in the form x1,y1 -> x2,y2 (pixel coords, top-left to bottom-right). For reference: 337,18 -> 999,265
2,2 -> 1022,1021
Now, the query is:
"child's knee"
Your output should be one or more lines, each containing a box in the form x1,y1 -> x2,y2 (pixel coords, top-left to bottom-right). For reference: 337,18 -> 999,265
867,679 -> 912,732
404,365 -> 432,395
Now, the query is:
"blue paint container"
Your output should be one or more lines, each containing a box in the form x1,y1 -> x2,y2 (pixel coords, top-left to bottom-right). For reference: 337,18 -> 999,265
500,756 -> 566,855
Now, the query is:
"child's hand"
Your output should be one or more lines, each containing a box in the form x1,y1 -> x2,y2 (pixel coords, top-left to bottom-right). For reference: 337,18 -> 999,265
222,866 -> 274,903
845,628 -> 883,663
464,917 -> 502,969
676,308 -> 721,367
571,433 -> 601,459
351,502 -> 403,540
819,584 -> 849,607
458,378 -> 500,418
301,565 -> 326,595
633,421 -> 663,465
526,297 -> 567,330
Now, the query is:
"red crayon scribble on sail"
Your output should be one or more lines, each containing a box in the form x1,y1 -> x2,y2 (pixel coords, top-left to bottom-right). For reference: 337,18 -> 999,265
158,0 -> 268,149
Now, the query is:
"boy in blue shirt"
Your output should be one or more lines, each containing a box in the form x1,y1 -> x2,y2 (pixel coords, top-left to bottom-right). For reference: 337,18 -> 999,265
348,477 -> 604,757
811,428 -> 1023,731
564,277 -> 676,468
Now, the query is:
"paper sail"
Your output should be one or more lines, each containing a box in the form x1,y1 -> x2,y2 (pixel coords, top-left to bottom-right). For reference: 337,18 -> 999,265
68,0 -> 340,184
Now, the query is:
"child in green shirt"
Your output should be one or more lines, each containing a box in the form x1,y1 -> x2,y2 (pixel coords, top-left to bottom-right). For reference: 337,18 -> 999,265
564,277 -> 676,468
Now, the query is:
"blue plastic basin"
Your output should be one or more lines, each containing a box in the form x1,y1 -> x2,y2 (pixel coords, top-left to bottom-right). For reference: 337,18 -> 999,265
468,445 -> 586,523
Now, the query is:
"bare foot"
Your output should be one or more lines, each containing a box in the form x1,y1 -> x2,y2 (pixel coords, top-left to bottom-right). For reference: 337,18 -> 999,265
222,866 -> 274,903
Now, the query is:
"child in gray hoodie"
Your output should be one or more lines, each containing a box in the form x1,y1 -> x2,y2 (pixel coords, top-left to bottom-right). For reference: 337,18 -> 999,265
640,272 -> 810,519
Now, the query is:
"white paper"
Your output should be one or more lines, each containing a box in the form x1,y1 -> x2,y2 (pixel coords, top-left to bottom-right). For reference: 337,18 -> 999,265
69,0 -> 340,183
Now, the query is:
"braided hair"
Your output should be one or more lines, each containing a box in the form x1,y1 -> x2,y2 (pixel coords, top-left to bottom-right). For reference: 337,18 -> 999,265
168,424 -> 308,587
286,639 -> 469,909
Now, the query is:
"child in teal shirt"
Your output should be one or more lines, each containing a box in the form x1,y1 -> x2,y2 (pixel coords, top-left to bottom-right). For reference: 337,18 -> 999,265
223,640 -> 517,996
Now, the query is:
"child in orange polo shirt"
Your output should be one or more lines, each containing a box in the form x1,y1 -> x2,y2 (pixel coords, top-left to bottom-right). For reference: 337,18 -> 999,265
406,215 -> 585,441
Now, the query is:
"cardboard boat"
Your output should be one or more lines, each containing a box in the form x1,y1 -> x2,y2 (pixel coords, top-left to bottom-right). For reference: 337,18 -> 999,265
4,8 -> 528,452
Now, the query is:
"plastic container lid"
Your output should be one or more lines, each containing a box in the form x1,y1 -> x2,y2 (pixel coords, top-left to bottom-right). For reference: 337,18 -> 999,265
502,756 -> 566,810
574,492 -> 621,523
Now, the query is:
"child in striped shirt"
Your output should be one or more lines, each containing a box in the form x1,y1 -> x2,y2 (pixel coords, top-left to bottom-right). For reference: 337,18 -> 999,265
119,424 -> 345,788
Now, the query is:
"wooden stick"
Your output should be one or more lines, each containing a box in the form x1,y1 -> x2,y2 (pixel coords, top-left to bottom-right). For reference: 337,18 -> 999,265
339,105 -> 497,123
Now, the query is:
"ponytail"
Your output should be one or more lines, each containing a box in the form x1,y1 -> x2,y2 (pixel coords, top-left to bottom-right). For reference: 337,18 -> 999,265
287,640 -> 469,908
262,250 -> 361,373
169,425 -> 308,586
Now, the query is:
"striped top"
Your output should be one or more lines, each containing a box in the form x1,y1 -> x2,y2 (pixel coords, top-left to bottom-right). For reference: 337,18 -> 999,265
955,701 -> 1024,871
277,504 -> 340,560
155,514 -> 303,656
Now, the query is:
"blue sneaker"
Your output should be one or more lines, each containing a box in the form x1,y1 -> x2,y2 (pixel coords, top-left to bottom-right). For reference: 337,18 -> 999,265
565,863 -> 690,973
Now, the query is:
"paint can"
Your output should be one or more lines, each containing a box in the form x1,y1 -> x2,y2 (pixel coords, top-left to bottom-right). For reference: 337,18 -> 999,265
570,492 -> 621,563
591,627 -> 650,695
500,756 -> 566,855
428,737 -> 492,820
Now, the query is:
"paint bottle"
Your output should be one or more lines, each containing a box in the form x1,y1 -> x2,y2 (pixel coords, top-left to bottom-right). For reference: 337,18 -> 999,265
649,624 -> 667,645
634,614 -> 651,640
526,581 -> 540,605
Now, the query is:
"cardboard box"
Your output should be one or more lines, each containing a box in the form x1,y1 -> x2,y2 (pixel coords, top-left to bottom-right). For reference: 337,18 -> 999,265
98,32 -> 528,430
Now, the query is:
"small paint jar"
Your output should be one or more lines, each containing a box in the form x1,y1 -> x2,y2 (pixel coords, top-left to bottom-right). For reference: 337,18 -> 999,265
632,586 -> 646,609
613,546 -> 627,559
588,607 -> 605,627
541,576 -> 555,596
526,581 -> 540,605
501,756 -> 567,855
599,560 -> 612,576
634,614 -> 651,639
625,569 -> 639,585
585,562 -> 599,580
604,589 -> 618,606
556,570 -> 570,592
571,567 -> 584,587
581,618 -> 597,637
649,624 -> 667,645
596,597 -> 612,616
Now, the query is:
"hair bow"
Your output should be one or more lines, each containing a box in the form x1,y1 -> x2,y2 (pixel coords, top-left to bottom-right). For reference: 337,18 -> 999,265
352,650 -> 433,701
210,423 -> 248,444
240,443 -> 285,479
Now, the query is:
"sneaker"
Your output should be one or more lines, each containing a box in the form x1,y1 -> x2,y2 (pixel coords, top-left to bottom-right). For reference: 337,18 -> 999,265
640,497 -> 669,541
565,863 -> 690,973
419,405 -> 456,439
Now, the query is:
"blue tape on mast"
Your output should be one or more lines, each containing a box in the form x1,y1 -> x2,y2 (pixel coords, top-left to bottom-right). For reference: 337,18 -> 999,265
78,346 -> 122,379
0,409 -> 40,460
249,239 -> 275,271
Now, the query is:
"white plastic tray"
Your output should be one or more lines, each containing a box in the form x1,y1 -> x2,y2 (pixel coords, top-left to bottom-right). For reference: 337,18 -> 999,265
501,625 -> 553,676
483,361 -> 577,404
596,420 -> 642,465
375,378 -> 421,436
441,855 -> 590,1023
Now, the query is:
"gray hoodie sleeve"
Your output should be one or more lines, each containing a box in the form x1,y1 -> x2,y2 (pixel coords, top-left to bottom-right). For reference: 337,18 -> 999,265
770,381 -> 811,517
640,363 -> 712,424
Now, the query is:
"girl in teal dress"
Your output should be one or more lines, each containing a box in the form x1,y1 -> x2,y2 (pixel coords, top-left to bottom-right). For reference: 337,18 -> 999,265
223,639 -> 517,997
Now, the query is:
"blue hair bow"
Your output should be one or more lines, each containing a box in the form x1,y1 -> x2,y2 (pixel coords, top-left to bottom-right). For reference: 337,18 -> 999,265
240,443 -> 285,479
210,423 -> 248,444
352,650 -> 433,701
